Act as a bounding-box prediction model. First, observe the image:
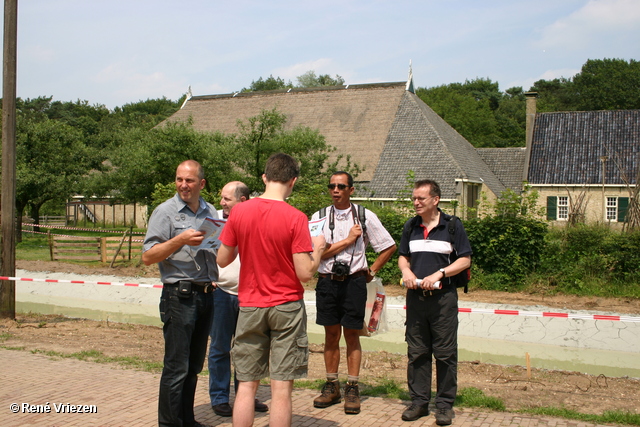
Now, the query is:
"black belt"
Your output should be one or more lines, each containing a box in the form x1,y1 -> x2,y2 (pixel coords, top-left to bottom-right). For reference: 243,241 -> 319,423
410,285 -> 453,298
165,281 -> 215,293
318,270 -> 367,282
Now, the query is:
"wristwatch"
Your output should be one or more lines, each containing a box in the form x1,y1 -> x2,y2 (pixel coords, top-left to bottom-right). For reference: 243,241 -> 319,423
438,268 -> 446,278
368,268 -> 376,277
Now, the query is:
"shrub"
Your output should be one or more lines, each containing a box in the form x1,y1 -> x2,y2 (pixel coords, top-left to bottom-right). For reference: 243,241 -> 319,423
465,216 -> 547,280
362,203 -> 407,285
537,225 -> 640,296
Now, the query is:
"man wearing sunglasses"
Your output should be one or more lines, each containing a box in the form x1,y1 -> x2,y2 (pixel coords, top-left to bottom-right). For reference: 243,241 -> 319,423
310,171 -> 396,415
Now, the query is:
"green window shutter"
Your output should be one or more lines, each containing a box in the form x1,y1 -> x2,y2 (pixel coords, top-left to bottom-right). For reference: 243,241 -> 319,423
547,196 -> 557,220
618,197 -> 629,222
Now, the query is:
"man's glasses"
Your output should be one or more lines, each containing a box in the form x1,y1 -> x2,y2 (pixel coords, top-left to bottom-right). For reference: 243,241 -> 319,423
328,183 -> 349,190
411,196 -> 435,203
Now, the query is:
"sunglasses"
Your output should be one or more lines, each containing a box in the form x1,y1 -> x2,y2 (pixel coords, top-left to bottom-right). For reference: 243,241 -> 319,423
327,183 -> 350,190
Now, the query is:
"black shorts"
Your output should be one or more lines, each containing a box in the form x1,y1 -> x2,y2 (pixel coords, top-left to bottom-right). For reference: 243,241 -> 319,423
315,274 -> 367,330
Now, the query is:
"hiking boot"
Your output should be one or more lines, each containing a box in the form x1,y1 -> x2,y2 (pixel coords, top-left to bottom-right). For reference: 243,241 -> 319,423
254,399 -> 268,412
343,382 -> 360,414
212,402 -> 233,417
401,403 -> 430,421
435,407 -> 455,425
313,380 -> 341,408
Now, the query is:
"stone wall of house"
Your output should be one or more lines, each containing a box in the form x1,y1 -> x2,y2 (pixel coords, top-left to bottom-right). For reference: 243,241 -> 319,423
535,186 -> 633,227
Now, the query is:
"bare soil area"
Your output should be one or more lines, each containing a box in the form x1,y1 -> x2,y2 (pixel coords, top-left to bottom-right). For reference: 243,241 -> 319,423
2,259 -> 639,417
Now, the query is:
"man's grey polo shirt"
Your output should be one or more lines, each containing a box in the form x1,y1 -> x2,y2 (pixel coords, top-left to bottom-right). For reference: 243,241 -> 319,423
143,193 -> 218,284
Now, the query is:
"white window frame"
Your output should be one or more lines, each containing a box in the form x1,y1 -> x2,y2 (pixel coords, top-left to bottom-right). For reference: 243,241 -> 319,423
606,197 -> 618,221
557,196 -> 568,220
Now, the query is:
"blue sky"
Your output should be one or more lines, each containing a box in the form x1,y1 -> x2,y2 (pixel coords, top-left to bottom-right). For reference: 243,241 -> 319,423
7,0 -> 640,109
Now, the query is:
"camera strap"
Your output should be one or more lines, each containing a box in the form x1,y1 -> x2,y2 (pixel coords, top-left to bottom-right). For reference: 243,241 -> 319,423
328,204 -> 362,272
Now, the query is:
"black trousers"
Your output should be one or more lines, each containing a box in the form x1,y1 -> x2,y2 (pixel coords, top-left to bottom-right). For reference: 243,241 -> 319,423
405,288 -> 458,409
158,284 -> 214,427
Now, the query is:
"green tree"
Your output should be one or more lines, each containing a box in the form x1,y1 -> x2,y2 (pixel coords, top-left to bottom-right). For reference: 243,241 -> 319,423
110,97 -> 183,130
13,118 -> 94,240
493,87 -> 526,145
416,81 -> 501,147
288,153 -> 362,217
232,108 -> 288,189
91,121 -> 236,207
529,77 -> 578,112
241,75 -> 293,92
231,108 -> 353,194
572,58 -> 640,110
465,185 -> 547,287
296,71 -> 345,87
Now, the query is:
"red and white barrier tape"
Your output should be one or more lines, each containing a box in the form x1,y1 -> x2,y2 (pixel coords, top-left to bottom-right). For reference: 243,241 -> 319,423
1,276 -> 162,289
385,304 -> 640,323
21,223 -> 145,235
4,276 -> 639,323
23,229 -> 82,238
21,229 -> 144,242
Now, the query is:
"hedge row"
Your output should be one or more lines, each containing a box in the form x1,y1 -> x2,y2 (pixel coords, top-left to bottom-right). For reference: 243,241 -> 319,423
362,204 -> 640,298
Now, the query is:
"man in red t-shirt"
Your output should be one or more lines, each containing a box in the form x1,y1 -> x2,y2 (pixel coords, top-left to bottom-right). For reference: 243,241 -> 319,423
218,153 -> 326,427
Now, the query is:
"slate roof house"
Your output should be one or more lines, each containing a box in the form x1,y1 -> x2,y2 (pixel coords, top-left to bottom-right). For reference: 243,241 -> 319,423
477,147 -> 526,192
523,93 -> 639,226
164,79 -> 506,217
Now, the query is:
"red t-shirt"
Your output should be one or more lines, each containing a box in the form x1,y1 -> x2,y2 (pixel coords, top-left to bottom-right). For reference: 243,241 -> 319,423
219,198 -> 313,307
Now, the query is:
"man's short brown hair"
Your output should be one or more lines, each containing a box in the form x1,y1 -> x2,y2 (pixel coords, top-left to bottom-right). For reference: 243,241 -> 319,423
414,179 -> 441,198
264,153 -> 300,183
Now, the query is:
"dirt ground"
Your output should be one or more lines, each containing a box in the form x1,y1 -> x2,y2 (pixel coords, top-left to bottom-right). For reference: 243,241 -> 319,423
2,259 -> 639,416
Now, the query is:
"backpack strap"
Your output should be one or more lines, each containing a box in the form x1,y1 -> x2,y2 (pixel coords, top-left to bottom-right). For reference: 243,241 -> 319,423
446,215 -> 469,293
356,204 -> 367,234
448,215 -> 457,242
319,204 -> 367,239
319,207 -> 331,231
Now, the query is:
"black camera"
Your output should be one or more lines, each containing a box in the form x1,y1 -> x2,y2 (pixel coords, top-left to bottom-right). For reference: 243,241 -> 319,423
332,261 -> 350,277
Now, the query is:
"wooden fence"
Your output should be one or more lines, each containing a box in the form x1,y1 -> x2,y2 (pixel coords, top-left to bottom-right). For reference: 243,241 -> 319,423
48,231 -> 143,265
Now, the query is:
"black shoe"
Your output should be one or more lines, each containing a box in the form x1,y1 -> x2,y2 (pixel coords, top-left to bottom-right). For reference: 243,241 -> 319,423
212,402 -> 233,417
401,403 -> 430,421
254,399 -> 269,412
193,422 -> 212,427
435,407 -> 455,425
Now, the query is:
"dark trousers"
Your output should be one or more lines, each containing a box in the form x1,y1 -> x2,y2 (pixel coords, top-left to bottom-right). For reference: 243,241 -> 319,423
158,285 -> 214,427
405,288 -> 458,409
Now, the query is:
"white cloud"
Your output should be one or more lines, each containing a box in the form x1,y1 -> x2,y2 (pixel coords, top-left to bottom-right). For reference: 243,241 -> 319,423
92,63 -> 188,105
10,1 -> 640,106
539,68 -> 581,81
273,59 -> 338,82
535,0 -> 640,51
507,67 -> 580,92
22,44 -> 56,63
266,59 -> 365,86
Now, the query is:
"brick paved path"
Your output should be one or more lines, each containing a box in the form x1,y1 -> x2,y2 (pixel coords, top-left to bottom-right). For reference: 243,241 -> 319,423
0,349 -> 622,426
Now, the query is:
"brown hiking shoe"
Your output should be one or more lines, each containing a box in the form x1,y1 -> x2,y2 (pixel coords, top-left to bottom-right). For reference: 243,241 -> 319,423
343,382 -> 361,414
313,380 -> 341,408
435,407 -> 455,425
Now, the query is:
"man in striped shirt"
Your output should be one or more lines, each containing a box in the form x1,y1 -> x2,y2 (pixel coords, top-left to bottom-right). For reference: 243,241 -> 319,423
398,179 -> 472,425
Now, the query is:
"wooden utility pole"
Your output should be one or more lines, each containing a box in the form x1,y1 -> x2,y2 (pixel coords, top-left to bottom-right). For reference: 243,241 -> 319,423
1,0 -> 18,319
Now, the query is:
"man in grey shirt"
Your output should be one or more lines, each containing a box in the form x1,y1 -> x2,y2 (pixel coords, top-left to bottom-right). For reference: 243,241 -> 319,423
143,159 -> 218,427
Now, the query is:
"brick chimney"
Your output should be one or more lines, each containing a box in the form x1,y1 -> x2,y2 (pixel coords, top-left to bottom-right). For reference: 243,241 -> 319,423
523,92 -> 538,183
